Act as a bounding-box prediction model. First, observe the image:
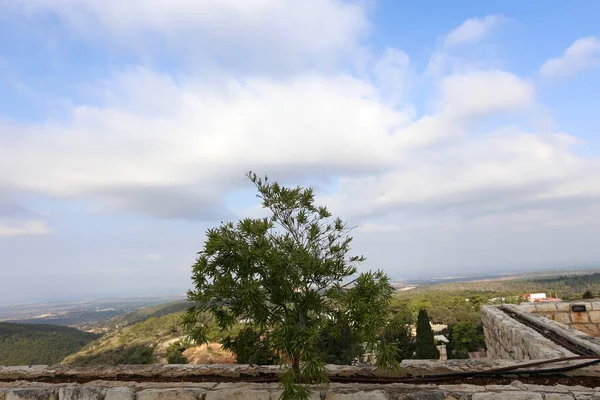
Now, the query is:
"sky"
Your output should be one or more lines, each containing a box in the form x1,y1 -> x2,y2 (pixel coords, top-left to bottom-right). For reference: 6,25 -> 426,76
1,1 -> 600,304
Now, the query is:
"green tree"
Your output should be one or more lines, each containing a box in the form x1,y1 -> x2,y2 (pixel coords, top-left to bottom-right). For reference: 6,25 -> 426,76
166,341 -> 188,364
224,327 -> 279,365
317,318 -> 365,365
415,309 -> 439,359
447,322 -> 485,359
379,314 -> 415,362
183,172 -> 397,400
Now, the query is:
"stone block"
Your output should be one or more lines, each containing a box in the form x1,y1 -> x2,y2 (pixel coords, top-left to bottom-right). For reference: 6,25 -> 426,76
7,389 -> 56,400
589,311 -> 600,323
105,388 -> 135,400
325,391 -> 389,399
517,304 -> 536,313
206,390 -> 270,400
543,313 -> 556,320
396,392 -> 447,399
270,391 -> 320,400
1,390 -> 5,400
556,303 -> 572,312
472,392 -> 543,400
137,389 -> 199,400
572,393 -> 599,400
571,324 -> 600,337
545,395 -> 575,400
440,385 -> 484,393
571,312 -> 590,324
591,302 -> 600,311
554,312 -> 571,324
59,388 -> 102,400
535,303 -> 558,312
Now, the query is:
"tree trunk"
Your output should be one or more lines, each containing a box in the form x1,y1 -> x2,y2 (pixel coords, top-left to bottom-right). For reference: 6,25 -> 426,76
292,354 -> 300,378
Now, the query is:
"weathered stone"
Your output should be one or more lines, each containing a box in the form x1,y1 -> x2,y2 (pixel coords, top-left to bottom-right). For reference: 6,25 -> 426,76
6,389 -> 56,400
543,313 -> 556,320
325,391 -> 388,399
105,388 -> 135,400
572,323 -> 600,336
483,386 -> 518,391
535,303 -> 558,312
397,391 -> 447,399
554,312 -> 571,324
517,304 -> 536,313
439,385 -> 483,393
545,394 -> 575,400
472,392 -> 543,400
137,389 -> 198,400
572,393 -> 598,400
270,391 -> 319,400
589,311 -> 600,323
58,388 -> 102,400
572,312 -> 590,324
519,385 -> 571,393
1,390 -> 6,400
206,389 -> 270,400
556,303 -> 572,312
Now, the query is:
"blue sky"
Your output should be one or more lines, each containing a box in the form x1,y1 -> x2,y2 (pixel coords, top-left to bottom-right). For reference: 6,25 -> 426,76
1,1 -> 600,304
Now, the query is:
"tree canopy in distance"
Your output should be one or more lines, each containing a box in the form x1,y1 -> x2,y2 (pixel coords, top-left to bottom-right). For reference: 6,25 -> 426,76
183,172 -> 397,400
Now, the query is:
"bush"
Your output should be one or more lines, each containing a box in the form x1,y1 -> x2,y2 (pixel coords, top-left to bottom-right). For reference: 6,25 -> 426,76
166,341 -> 188,364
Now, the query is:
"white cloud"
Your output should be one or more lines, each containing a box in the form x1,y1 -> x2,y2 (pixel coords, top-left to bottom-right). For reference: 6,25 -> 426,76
327,126 -> 597,222
0,70 -> 413,218
373,48 -> 412,106
1,63 -> 593,229
540,36 -> 600,78
0,220 -> 50,238
7,0 -> 368,73
444,15 -> 505,47
427,16 -> 506,78
438,70 -> 534,118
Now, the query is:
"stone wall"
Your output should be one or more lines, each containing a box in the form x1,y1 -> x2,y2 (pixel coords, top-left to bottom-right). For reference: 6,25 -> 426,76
2,364 -> 600,400
481,306 -> 575,360
0,381 -> 600,400
2,380 -> 600,400
514,301 -> 600,337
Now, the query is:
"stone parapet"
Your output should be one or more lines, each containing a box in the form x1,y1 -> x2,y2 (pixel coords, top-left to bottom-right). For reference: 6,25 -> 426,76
481,306 -> 576,360
503,305 -> 600,356
513,301 -> 600,338
1,381 -> 600,400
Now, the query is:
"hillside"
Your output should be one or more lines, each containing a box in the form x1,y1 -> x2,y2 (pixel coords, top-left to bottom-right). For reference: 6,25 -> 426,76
63,312 -> 187,366
411,272 -> 600,299
0,322 -> 100,366
82,301 -> 193,333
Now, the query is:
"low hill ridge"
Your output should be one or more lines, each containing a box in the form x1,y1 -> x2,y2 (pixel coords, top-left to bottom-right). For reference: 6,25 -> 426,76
0,322 -> 100,366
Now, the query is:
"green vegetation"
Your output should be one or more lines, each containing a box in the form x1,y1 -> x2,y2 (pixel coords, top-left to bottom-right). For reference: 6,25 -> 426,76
166,341 -> 188,364
0,322 -> 100,366
86,301 -> 193,333
446,321 -> 485,359
414,272 -> 600,300
415,310 -> 438,359
378,314 -> 415,362
183,172 -> 396,400
63,312 -> 185,366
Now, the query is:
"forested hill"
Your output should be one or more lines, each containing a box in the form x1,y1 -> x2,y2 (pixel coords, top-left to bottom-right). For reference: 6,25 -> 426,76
82,301 -> 193,333
0,322 -> 101,366
63,312 -> 187,366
